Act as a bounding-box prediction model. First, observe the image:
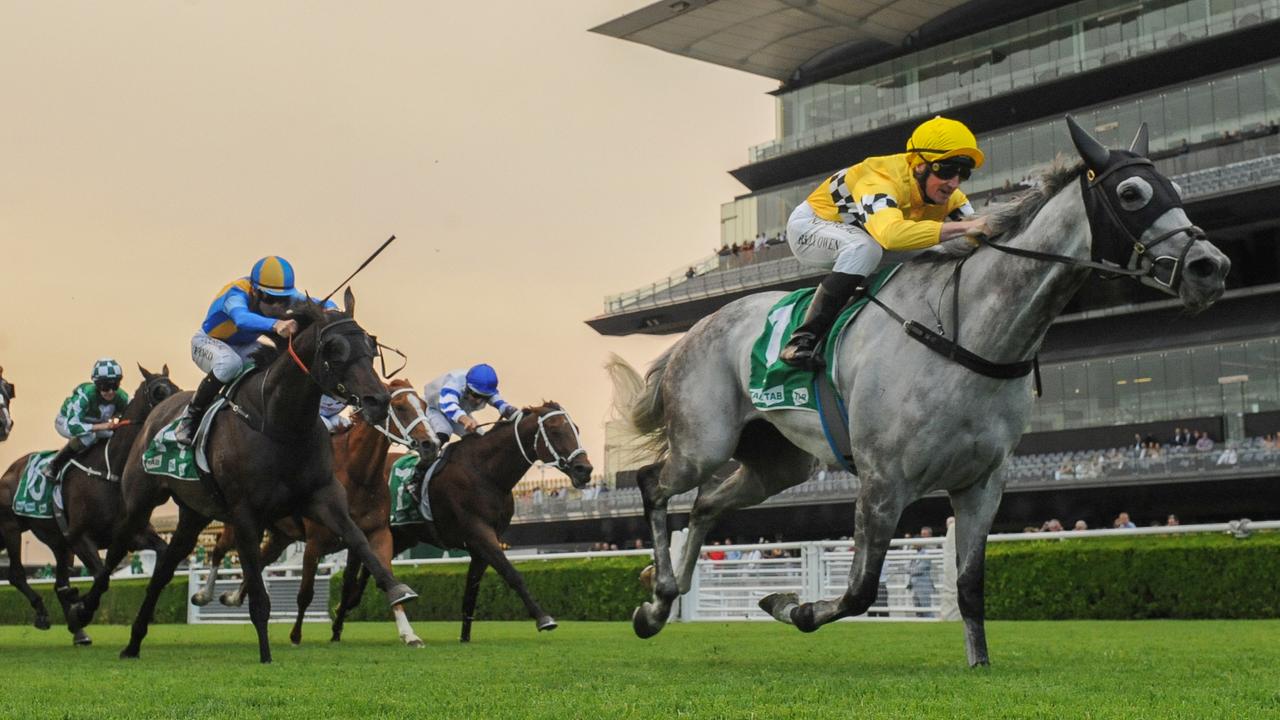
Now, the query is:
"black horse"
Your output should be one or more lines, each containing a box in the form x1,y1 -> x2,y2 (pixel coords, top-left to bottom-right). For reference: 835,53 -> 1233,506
0,365 -> 14,442
331,402 -> 593,643
71,290 -> 417,663
0,366 -> 177,644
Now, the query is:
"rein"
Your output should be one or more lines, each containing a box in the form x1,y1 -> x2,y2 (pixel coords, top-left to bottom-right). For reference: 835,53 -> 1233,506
512,409 -> 586,471
865,161 -> 1201,389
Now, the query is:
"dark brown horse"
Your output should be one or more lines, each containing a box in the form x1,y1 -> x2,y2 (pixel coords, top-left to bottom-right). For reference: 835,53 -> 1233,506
70,290 -> 418,663
0,366 -> 178,644
331,401 -> 593,643
0,365 -> 14,443
192,377 -> 440,646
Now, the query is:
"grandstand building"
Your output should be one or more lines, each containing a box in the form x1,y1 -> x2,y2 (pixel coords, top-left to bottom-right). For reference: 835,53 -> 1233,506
515,0 -> 1280,547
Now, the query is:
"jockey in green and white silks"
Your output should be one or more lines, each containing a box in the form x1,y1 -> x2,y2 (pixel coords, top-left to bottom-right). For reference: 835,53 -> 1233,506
175,255 -> 339,446
422,364 -> 517,446
43,358 -> 129,481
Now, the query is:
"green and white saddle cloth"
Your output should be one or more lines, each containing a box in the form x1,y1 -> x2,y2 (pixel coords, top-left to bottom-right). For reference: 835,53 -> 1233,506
13,451 -> 59,519
142,418 -> 199,481
388,453 -> 443,526
748,265 -> 901,412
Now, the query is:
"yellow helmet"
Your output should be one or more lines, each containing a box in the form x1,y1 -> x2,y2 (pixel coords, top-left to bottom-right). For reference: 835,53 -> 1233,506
906,116 -> 985,169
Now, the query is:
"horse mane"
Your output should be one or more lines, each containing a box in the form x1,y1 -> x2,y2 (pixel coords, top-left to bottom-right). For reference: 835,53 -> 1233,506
912,160 -> 1085,264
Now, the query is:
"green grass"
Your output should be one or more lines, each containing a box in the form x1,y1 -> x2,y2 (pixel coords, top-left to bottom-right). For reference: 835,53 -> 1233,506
0,621 -> 1276,719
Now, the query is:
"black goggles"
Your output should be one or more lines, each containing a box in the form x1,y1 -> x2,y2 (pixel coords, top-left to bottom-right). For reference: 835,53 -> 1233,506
258,292 -> 290,305
930,161 -> 972,181
95,379 -> 121,392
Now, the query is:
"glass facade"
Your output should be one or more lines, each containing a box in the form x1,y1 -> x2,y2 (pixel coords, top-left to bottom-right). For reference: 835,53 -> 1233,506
1030,337 -> 1280,432
752,0 -> 1280,162
722,60 -> 1280,246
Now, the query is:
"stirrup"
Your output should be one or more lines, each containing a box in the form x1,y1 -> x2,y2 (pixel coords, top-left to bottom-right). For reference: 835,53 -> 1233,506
174,414 -> 199,447
780,336 -> 825,370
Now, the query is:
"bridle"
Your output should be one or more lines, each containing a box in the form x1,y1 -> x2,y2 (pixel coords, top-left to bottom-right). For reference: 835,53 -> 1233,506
286,317 -> 379,411
512,408 -> 587,472
371,386 -> 432,448
979,157 -> 1205,294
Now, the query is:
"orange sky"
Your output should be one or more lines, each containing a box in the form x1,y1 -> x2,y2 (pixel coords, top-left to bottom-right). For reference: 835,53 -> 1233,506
0,1 -> 774,560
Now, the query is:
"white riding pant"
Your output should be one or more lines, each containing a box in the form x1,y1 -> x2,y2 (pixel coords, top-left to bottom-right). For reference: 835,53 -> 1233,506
425,407 -> 464,439
191,332 -> 259,383
55,416 -> 111,447
786,203 -> 921,276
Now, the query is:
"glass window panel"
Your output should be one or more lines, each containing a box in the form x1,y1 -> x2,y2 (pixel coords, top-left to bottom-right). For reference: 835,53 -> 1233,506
1165,88 -> 1191,146
1163,351 -> 1196,419
1112,357 -> 1140,423
1187,81 -> 1216,141
1264,66 -> 1280,123
1062,362 -> 1089,426
1245,339 -> 1280,412
1088,361 -> 1116,425
1238,69 -> 1265,129
1136,352 -> 1168,420
1211,77 -> 1240,134
1192,346 -> 1223,416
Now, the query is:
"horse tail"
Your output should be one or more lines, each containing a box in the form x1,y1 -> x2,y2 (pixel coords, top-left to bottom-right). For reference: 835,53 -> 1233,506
604,351 -> 670,461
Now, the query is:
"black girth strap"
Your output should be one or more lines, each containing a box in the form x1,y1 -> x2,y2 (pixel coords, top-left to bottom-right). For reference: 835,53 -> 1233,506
866,294 -> 1037,380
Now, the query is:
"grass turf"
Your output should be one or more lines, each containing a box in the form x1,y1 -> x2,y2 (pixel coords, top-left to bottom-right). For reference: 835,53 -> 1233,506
0,620 -> 1276,719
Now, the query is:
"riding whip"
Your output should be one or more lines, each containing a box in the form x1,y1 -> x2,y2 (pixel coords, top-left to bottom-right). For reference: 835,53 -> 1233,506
322,234 -> 397,303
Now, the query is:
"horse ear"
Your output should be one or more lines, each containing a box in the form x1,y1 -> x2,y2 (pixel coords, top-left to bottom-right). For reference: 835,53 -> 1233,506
138,364 -> 154,381
1128,122 -> 1150,157
343,287 -> 356,317
162,364 -> 170,376
1066,115 -> 1110,172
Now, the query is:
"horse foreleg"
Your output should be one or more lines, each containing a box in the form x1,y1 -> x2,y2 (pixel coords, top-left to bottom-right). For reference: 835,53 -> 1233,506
73,482 -> 165,627
2,517 -> 50,630
465,527 -> 556,636
949,474 -> 1003,667
223,528 -> 290,607
229,517 -> 272,664
306,486 -> 416,608
762,479 -> 904,632
459,553 -> 488,643
53,546 -> 91,645
288,540 -> 322,646
120,508 -> 208,660
368,528 -> 420,647
634,458 -> 708,639
676,467 -> 778,594
192,527 -> 235,607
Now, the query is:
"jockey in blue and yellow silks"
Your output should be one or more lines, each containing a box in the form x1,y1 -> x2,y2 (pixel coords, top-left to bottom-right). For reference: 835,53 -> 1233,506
175,256 -> 338,446
779,116 -> 993,370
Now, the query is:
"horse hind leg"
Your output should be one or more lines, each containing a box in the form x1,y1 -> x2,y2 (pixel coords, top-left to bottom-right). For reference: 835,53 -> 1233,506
761,475 -> 905,632
120,508 -> 209,660
2,517 -> 50,630
676,421 -> 813,594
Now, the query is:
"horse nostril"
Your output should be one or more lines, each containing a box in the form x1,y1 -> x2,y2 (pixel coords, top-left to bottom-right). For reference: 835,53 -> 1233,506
1187,258 -> 1218,280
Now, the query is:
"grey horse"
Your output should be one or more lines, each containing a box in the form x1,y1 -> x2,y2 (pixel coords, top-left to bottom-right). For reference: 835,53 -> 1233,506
606,117 -> 1230,666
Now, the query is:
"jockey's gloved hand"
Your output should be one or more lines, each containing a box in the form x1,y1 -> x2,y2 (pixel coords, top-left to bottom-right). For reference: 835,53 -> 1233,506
500,406 -> 519,420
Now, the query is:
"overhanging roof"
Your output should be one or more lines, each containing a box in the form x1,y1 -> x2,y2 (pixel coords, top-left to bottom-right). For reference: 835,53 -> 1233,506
590,0 -> 972,82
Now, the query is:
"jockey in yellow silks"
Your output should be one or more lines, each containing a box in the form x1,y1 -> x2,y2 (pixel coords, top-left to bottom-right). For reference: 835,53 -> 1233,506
780,116 -> 992,370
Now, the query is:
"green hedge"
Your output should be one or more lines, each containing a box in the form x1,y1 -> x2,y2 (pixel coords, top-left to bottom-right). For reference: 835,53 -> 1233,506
6,533 -> 1277,625
334,555 -> 651,623
985,531 -> 1280,619
0,576 -> 189,626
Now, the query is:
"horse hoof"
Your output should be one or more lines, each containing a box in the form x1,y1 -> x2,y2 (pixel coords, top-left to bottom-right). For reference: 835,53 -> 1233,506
218,591 -> 243,608
190,593 -> 211,607
73,632 -> 92,646
405,637 -> 425,648
289,635 -> 302,647
631,605 -> 664,639
536,617 -> 558,632
758,592 -> 799,625
329,634 -> 343,643
387,584 -> 418,606
119,648 -> 139,660
34,616 -> 51,631
639,564 -> 656,592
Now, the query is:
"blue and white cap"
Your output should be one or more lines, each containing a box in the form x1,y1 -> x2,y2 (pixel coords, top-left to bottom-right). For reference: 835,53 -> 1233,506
465,364 -> 499,397
91,358 -> 123,382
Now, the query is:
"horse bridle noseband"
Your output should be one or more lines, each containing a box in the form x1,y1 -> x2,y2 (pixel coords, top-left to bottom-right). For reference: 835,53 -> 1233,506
372,386 -> 432,448
513,409 -> 586,472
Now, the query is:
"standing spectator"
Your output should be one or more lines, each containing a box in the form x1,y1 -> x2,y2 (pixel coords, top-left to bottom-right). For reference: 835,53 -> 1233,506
706,541 -> 726,561
1073,519 -> 1089,531
685,266 -> 696,280
724,539 -> 741,561
1216,444 -> 1238,466
1041,518 -> 1064,532
1114,512 -> 1136,529
907,527 -> 937,617
1133,433 -> 1143,453
1166,514 -> 1180,526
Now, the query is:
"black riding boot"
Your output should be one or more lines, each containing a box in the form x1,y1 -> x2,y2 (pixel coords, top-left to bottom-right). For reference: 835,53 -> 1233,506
42,437 -> 87,483
779,272 -> 865,371
174,372 -> 225,447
